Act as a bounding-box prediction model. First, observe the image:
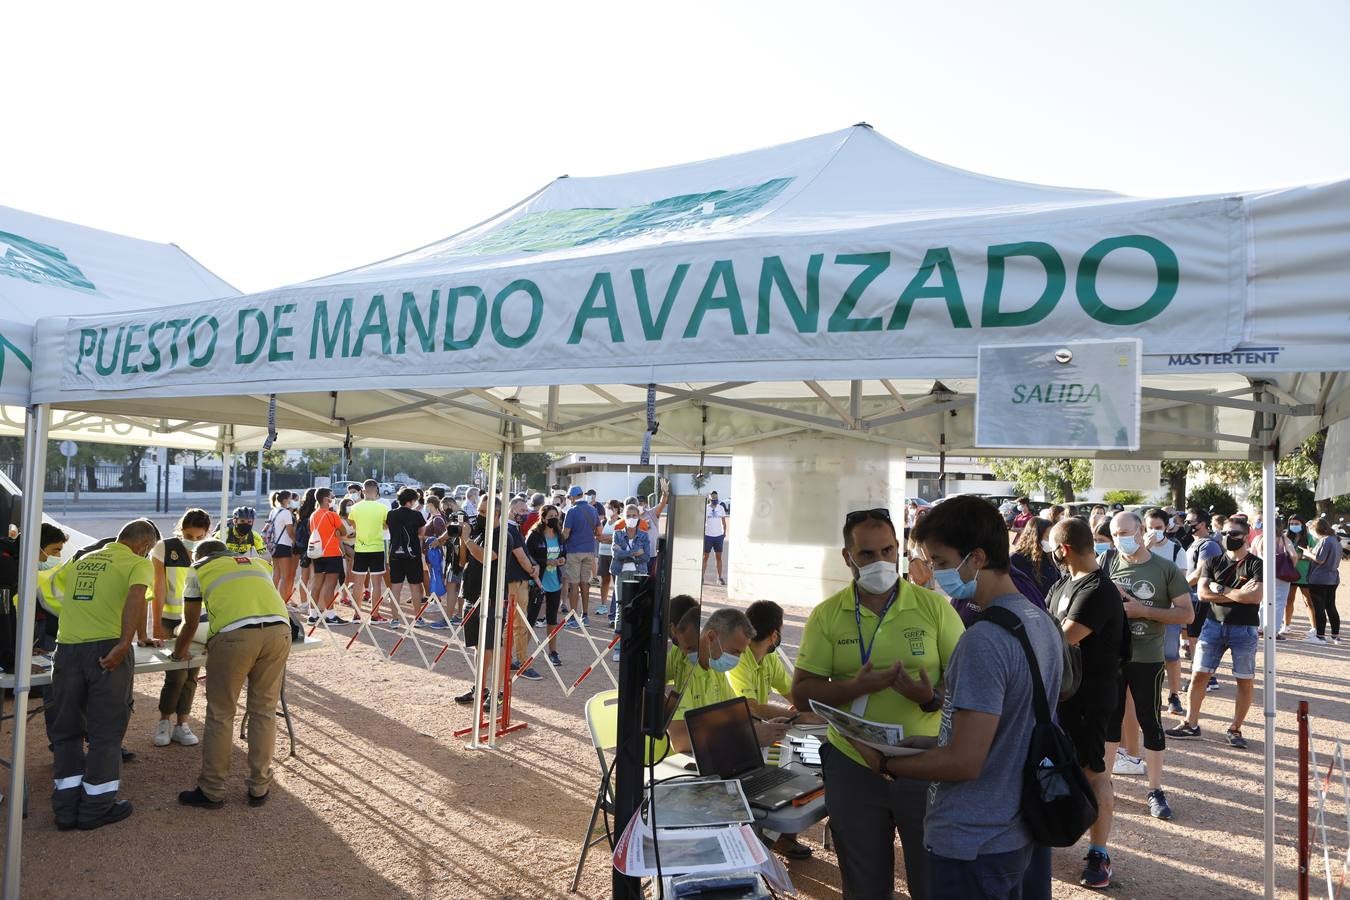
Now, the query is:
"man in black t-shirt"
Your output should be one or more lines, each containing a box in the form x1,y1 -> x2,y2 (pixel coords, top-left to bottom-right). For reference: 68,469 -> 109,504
1046,517 -> 1127,889
1166,519 -> 1263,748
386,488 -> 427,620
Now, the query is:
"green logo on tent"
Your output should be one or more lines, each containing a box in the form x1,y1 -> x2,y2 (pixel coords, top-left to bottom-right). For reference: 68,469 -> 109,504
0,330 -> 33,385
0,230 -> 97,293
457,177 -> 794,256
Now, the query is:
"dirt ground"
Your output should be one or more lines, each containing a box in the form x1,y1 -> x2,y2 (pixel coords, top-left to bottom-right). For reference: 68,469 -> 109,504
6,552 -> 1350,898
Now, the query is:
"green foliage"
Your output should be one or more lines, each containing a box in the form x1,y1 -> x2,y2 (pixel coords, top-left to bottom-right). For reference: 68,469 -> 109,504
1103,490 -> 1145,505
1247,480 -> 1317,519
636,475 -> 655,501
1186,484 -> 1238,517
985,457 -> 1093,502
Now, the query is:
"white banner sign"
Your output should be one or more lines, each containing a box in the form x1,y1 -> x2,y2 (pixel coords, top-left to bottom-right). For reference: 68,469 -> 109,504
975,339 -> 1141,450
1092,458 -> 1161,492
55,201 -> 1244,396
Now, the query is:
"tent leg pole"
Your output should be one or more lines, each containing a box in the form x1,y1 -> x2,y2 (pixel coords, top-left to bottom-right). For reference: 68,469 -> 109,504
469,455 -> 499,750
1261,388 -> 1278,900
219,425 -> 234,528
487,442 -> 514,748
5,404 -> 50,900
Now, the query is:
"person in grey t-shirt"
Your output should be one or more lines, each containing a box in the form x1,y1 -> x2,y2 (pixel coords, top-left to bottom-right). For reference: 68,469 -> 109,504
846,496 -> 1063,900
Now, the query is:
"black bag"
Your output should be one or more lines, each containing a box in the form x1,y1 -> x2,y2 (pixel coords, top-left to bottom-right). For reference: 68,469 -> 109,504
980,605 -> 1099,847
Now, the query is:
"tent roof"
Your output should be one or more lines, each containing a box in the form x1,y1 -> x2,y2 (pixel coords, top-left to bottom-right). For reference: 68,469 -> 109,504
26,125 -> 1350,460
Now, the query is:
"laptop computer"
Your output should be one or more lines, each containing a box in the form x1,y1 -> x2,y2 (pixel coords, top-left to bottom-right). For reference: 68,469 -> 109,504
685,697 -> 822,810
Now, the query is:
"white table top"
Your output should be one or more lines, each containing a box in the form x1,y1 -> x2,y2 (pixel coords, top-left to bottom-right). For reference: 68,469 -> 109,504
1,635 -> 324,690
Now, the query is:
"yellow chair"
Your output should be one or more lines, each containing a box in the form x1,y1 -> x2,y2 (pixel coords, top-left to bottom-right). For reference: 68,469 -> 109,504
571,689 -> 620,892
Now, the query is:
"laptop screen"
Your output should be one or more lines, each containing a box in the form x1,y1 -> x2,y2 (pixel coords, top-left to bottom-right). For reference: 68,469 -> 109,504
686,697 -> 762,779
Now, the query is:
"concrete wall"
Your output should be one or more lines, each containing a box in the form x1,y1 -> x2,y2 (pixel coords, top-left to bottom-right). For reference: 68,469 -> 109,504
728,434 -> 905,608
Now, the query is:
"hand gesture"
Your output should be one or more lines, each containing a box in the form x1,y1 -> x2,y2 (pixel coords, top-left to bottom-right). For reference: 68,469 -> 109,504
1122,598 -> 1148,619
854,660 -> 903,694
753,719 -> 790,747
98,643 -> 130,671
659,477 -> 671,494
890,665 -> 935,705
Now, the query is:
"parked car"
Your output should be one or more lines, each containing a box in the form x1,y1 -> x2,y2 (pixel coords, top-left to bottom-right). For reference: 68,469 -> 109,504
452,484 -> 472,501
378,482 -> 397,496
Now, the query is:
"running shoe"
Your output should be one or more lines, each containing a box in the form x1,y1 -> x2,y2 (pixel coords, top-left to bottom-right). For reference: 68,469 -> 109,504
563,618 -> 580,630
519,667 -> 543,681
1165,722 -> 1201,739
1112,750 -> 1146,776
1167,693 -> 1185,717
1207,677 -> 1221,692
153,720 -> 173,747
1147,789 -> 1174,820
547,650 -> 562,667
595,604 -> 609,616
171,723 -> 199,746
424,620 -> 449,630
510,659 -> 522,671
718,577 -> 726,586
1225,729 -> 1249,749
453,688 -> 478,705
581,614 -> 590,627
450,615 -> 463,626
1304,632 -> 1327,644
306,615 -> 320,625
323,613 -> 344,625
1080,850 -> 1112,889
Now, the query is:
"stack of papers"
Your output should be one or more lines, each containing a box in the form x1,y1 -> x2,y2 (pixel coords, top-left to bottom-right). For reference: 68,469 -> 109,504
809,700 -> 922,757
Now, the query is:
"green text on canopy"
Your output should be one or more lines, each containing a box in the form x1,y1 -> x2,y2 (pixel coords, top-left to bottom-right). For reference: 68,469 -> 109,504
72,235 -> 1177,376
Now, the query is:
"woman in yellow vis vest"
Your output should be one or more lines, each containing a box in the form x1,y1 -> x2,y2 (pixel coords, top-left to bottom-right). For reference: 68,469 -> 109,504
150,509 -> 212,748
172,540 -> 291,809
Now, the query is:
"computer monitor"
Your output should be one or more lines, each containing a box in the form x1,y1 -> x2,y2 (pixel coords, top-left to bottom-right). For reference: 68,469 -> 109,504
685,697 -> 761,779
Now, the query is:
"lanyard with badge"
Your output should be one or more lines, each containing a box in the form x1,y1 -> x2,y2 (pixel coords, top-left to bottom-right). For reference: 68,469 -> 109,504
851,584 -> 898,715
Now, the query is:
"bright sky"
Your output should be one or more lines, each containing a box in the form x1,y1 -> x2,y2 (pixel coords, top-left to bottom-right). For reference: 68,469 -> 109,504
4,1 -> 1347,293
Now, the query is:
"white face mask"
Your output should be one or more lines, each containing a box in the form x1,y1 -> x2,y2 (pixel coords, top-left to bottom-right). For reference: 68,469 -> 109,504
1040,539 -> 1056,553
625,517 -> 639,529
851,556 -> 900,595
1147,528 -> 1165,544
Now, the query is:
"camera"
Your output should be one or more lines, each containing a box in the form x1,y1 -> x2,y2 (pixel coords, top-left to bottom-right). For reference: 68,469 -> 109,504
447,512 -> 465,527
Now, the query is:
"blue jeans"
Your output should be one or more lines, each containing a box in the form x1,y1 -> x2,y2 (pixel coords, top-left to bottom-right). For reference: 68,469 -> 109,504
1196,619 -> 1259,679
928,844 -> 1033,900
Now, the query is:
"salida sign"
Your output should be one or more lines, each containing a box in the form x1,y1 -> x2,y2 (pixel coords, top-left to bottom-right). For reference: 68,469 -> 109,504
61,208 -> 1240,392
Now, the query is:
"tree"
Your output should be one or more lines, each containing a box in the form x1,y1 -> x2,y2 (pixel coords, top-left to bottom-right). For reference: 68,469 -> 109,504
1186,484 -> 1237,517
986,457 -> 1093,502
1103,490 -> 1145,506
1160,460 -> 1195,510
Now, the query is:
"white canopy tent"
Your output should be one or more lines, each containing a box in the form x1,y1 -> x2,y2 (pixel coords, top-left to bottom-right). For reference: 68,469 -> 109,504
9,125 -> 1350,898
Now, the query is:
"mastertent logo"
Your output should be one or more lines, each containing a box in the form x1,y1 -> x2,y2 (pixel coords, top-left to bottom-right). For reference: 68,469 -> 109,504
1167,346 -> 1282,367
0,230 -> 97,293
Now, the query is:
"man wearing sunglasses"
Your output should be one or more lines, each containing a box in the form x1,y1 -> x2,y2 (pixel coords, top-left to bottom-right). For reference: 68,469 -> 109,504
1166,519 -> 1263,748
791,507 -> 964,900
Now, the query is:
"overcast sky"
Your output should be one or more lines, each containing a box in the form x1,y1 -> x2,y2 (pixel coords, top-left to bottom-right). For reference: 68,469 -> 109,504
4,1 -> 1346,293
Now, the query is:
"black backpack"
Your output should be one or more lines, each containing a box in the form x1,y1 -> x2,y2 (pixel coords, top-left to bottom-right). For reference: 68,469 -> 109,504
980,605 -> 1099,847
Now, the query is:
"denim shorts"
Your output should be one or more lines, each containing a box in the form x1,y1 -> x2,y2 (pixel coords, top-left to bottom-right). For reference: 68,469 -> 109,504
1164,623 -> 1182,662
1196,619 -> 1259,679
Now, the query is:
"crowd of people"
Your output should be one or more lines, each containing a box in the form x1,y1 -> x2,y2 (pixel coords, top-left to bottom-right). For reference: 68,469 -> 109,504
725,494 -> 1343,897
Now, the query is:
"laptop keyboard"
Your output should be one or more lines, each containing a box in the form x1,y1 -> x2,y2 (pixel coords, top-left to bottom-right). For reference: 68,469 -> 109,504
741,766 -> 797,795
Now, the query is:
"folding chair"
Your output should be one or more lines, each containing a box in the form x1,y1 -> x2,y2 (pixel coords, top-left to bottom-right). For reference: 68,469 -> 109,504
570,689 -> 619,892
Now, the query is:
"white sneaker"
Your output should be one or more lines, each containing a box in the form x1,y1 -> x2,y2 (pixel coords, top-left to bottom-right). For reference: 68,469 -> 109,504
1112,749 -> 1146,776
153,719 -> 173,747
1303,632 -> 1327,644
172,723 -> 200,746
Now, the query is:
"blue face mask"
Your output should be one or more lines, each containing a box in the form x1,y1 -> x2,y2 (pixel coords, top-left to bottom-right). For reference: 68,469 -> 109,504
1290,524 -> 1303,534
932,553 -> 977,600
709,652 -> 741,674
1094,541 -> 1112,555
1115,535 -> 1140,556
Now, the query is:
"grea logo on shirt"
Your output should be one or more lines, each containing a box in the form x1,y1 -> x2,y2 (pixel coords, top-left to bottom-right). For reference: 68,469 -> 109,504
903,627 -> 928,656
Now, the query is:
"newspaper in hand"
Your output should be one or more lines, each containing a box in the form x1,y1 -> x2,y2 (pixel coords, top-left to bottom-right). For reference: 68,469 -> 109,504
808,699 -> 923,757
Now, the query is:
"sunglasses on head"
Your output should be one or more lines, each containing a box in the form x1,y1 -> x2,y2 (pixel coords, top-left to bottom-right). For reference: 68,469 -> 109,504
845,508 -> 892,526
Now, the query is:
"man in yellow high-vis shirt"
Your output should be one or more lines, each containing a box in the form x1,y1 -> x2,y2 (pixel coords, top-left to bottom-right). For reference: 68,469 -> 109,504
172,540 -> 291,809
48,518 -> 159,831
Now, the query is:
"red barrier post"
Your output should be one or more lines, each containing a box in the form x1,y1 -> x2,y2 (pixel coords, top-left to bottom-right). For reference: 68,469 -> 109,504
1299,700 -> 1309,900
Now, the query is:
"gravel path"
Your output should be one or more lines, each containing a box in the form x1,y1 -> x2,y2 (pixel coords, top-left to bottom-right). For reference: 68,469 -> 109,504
7,562 -> 1349,898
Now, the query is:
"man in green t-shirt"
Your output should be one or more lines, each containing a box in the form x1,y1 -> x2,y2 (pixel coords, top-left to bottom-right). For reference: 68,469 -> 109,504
791,508 -> 964,900
348,479 -> 391,617
49,518 -> 159,831
1102,511 -> 1194,822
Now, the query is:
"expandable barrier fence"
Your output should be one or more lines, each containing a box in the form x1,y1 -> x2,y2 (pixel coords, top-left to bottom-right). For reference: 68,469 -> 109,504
1300,700 -> 1350,899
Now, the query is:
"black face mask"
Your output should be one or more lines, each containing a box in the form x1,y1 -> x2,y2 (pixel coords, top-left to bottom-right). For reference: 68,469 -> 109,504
1052,549 -> 1067,568
1225,535 -> 1246,551
234,523 -> 252,534
545,518 -> 559,529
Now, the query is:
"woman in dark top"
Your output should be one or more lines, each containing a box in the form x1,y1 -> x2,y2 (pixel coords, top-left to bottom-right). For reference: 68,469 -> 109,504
1010,517 -> 1060,606
525,505 -> 565,665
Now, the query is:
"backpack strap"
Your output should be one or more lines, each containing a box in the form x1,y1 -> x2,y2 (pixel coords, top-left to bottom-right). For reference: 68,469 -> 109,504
979,605 -> 1053,727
